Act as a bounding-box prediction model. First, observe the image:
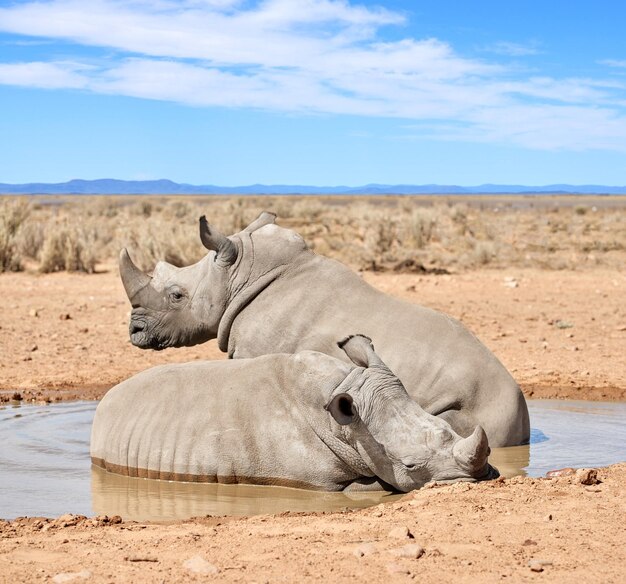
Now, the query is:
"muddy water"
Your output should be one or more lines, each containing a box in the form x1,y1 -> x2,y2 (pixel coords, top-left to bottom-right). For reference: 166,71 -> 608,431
1,399 -> 624,521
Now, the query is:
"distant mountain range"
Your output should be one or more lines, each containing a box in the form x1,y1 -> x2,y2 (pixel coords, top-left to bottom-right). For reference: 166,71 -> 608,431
1,179 -> 626,195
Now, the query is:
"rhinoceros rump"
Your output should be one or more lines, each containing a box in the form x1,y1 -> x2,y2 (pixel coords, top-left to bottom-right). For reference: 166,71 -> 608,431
120,213 -> 529,447
91,335 -> 497,492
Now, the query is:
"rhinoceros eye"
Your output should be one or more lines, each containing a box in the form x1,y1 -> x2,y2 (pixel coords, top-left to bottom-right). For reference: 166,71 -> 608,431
168,288 -> 185,303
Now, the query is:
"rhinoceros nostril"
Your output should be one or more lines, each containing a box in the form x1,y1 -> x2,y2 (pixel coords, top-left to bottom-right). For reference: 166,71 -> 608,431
129,320 -> 145,335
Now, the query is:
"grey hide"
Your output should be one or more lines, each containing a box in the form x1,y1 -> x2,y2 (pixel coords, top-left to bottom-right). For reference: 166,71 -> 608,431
120,212 -> 530,447
91,335 -> 498,492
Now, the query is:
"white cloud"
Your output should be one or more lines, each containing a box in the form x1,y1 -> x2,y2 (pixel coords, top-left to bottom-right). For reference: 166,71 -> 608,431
0,61 -> 89,89
484,41 -> 541,57
600,59 -> 626,69
0,0 -> 625,151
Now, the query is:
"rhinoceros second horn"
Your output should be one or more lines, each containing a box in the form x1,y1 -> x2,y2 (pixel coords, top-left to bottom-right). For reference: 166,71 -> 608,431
199,215 -> 238,266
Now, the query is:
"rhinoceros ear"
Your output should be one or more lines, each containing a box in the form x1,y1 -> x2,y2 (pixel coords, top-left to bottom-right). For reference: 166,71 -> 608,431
338,335 -> 385,368
326,393 -> 356,425
199,215 -> 238,266
243,211 -> 277,233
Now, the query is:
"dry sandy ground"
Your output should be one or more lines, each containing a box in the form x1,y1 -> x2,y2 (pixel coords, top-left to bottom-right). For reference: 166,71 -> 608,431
0,266 -> 625,583
1,465 -> 624,583
0,266 -> 624,401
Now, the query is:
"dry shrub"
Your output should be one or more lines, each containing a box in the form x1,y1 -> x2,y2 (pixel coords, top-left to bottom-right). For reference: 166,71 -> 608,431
39,219 -> 99,273
410,208 -> 437,248
4,194 -> 625,273
118,217 -> 204,271
0,199 -> 30,272
471,241 -> 497,266
17,222 -> 44,260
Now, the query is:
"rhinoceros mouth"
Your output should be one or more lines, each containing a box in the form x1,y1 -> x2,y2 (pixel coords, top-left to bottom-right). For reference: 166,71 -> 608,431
129,320 -> 167,350
474,463 -> 500,481
130,331 -> 169,351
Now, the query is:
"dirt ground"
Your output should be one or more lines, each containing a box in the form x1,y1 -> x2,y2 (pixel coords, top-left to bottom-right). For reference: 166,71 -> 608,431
1,465 -> 624,583
0,265 -> 625,583
0,266 -> 624,402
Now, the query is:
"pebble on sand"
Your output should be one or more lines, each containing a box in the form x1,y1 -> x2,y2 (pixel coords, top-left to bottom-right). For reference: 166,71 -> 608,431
576,468 -> 600,485
529,559 -> 553,572
183,555 -> 220,575
386,562 -> 411,575
353,542 -> 377,557
387,525 -> 414,539
389,544 -> 425,559
51,570 -> 91,583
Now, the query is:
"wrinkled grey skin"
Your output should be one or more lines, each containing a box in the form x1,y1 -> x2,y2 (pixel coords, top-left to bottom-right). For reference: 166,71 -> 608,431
91,335 -> 498,492
120,212 -> 530,447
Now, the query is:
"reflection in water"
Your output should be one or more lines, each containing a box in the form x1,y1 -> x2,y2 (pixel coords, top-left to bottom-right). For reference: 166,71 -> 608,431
489,445 -> 530,478
91,465 -> 396,521
1,398 -> 625,521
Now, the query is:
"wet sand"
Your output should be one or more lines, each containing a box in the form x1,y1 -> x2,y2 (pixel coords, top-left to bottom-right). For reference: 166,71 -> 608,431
1,464 -> 624,583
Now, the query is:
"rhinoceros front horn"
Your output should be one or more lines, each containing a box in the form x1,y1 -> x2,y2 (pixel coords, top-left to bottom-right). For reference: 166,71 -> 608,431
119,248 -> 152,301
453,426 -> 490,471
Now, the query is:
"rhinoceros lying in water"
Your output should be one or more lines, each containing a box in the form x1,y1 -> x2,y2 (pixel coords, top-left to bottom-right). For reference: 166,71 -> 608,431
91,335 -> 498,491
120,212 -> 529,447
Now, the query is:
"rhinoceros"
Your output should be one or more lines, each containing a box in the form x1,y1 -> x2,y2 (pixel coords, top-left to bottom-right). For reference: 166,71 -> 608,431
91,335 -> 498,492
119,212 -> 529,447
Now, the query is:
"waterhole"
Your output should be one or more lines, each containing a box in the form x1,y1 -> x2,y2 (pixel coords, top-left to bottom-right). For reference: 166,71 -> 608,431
1,399 -> 624,522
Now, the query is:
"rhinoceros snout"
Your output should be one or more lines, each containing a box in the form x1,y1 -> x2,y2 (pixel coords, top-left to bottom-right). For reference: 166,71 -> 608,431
129,319 -> 145,335
476,463 -> 500,481
129,319 -> 157,349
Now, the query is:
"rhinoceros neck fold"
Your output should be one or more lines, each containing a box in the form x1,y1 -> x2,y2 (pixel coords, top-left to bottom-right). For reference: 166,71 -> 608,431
216,232 -> 291,354
304,370 -> 375,478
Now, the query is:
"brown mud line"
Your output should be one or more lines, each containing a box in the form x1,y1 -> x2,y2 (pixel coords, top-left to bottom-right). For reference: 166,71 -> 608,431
1,267 -> 625,403
1,464 -> 624,583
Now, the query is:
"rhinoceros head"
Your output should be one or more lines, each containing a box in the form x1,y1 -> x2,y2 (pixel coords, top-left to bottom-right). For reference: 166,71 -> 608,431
120,211 -> 294,350
327,335 -> 498,491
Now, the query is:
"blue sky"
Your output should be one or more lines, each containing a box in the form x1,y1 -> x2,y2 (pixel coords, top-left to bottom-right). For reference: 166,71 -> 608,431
1,0 -> 626,186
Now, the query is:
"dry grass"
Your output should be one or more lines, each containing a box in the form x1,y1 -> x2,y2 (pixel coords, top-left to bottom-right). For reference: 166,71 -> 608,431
0,194 -> 624,273
0,199 -> 30,272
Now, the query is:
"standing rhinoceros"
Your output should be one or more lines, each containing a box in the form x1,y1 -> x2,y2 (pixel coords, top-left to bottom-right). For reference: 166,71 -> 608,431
119,212 -> 529,447
91,335 -> 498,492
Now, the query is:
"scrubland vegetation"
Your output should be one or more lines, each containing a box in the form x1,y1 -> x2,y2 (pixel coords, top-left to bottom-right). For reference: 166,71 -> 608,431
0,194 -> 624,273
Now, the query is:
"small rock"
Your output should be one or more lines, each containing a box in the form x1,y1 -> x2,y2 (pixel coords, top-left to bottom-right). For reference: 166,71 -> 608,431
11,392 -> 22,401
51,570 -> 91,583
59,313 -> 72,320
126,556 -> 158,563
554,320 -> 573,329
544,514 -> 553,521
22,356 -> 32,362
575,468 -> 600,485
529,559 -> 552,572
353,542 -> 377,557
30,344 -> 38,352
386,562 -> 410,575
546,468 -> 575,478
389,544 -> 424,559
183,555 -> 220,575
29,309 -> 39,317
387,525 -> 413,539
522,539 -> 537,546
